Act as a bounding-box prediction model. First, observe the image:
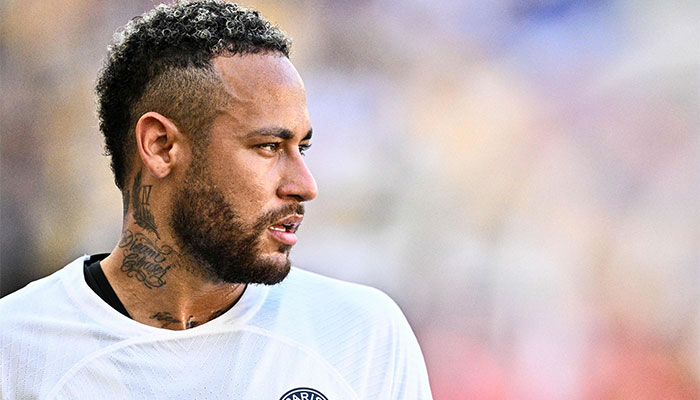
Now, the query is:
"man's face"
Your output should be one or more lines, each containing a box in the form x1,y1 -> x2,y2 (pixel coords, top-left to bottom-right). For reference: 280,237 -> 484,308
170,53 -> 317,284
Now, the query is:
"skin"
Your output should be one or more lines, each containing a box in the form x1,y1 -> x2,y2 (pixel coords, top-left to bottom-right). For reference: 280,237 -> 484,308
99,53 -> 317,330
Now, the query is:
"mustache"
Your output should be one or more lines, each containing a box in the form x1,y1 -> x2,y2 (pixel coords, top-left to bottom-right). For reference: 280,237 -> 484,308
254,203 -> 305,230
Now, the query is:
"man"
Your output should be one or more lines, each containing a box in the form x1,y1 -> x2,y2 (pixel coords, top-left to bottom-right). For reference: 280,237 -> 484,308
0,1 -> 432,399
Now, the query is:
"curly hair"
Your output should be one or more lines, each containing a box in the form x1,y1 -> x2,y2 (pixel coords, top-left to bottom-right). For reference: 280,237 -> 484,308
95,0 -> 291,191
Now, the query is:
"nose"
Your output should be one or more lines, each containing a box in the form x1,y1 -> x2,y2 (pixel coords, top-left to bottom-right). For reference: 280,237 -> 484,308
277,153 -> 318,202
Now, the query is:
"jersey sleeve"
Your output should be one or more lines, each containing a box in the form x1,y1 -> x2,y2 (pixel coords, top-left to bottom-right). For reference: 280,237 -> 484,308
385,298 -> 433,400
350,286 -> 433,399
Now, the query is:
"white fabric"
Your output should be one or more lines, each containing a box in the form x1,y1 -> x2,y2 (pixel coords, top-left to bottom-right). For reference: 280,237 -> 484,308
0,255 -> 432,399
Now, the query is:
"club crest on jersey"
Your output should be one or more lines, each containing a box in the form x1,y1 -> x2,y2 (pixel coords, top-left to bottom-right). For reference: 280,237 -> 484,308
279,387 -> 328,400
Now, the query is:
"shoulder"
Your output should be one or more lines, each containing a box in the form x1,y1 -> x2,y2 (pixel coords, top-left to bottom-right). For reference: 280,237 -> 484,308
0,261 -> 74,323
255,267 -> 415,355
0,257 -> 93,347
256,268 -> 432,399
0,257 -> 91,398
273,267 -> 405,324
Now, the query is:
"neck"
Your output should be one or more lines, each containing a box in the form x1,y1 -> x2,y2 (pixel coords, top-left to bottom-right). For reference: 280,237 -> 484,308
100,224 -> 245,330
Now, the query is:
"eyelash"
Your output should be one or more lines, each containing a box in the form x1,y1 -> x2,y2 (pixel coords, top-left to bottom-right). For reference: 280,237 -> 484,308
258,143 -> 281,152
299,143 -> 311,156
258,142 -> 312,156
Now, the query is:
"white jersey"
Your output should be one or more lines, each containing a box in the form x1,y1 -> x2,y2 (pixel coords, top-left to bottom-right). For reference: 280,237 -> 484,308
0,256 -> 432,399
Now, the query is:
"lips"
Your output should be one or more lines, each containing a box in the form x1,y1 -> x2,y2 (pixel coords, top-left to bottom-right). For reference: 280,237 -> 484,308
267,214 -> 303,245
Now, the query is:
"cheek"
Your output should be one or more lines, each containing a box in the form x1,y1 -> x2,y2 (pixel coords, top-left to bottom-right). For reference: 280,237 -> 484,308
203,148 -> 280,212
233,183 -> 268,215
213,169 -> 271,215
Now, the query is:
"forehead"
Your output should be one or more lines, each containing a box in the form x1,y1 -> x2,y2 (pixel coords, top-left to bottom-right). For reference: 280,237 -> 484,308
209,53 -> 309,136
212,53 -> 306,108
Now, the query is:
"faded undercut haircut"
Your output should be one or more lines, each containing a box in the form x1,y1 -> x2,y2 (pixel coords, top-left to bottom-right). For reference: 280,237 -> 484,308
96,0 -> 291,191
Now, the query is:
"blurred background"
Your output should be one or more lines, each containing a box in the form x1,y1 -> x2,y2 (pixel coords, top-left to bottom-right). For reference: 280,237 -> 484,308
1,0 -> 698,398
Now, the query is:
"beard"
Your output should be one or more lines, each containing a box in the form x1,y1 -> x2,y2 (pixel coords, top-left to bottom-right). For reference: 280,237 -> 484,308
169,161 -> 303,285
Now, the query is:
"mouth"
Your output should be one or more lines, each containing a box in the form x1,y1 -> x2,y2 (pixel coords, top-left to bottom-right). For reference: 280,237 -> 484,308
267,214 -> 303,246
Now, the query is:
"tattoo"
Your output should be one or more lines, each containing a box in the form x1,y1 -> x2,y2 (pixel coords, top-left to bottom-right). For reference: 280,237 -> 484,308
122,190 -> 129,216
149,308 -> 228,329
209,308 -> 228,320
186,315 -> 200,329
118,229 -> 175,289
131,171 -> 160,238
150,312 -> 180,328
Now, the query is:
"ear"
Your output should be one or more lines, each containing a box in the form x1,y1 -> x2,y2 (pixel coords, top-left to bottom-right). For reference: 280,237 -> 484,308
134,112 -> 185,179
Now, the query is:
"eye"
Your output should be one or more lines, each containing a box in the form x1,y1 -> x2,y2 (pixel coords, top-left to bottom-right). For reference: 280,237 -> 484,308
299,143 -> 312,156
257,142 -> 281,152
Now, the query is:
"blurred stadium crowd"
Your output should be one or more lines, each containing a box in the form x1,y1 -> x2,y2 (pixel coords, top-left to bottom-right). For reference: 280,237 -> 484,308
1,0 -> 698,398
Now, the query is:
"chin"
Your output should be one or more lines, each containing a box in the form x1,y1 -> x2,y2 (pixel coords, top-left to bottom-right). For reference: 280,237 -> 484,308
208,252 -> 292,286
254,252 -> 293,283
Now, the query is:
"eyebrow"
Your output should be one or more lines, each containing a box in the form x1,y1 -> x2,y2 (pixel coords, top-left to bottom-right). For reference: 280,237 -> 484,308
247,127 -> 313,141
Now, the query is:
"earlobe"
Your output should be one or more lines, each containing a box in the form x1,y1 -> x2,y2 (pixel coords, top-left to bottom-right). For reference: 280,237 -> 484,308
134,112 -> 182,179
